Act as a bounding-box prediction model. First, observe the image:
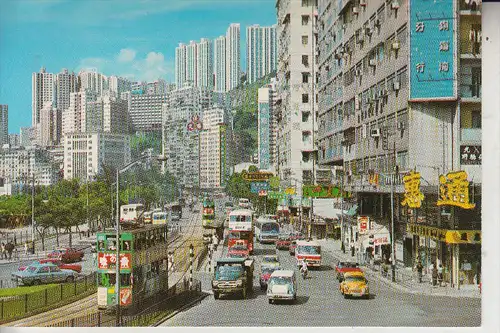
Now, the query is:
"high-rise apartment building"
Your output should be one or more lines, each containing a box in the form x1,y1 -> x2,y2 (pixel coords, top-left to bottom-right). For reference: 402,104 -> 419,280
39,102 -> 61,147
214,36 -> 227,92
186,41 -> 198,86
62,91 -> 97,136
196,38 -> 214,89
78,69 -> 108,96
9,134 -> 20,148
226,23 -> 241,91
63,132 -> 130,181
0,105 -> 8,146
276,0 -> 319,195
258,79 -> 278,171
175,43 -> 187,89
32,67 -> 55,128
20,127 -> 35,147
126,93 -> 167,132
108,76 -> 132,98
55,69 -> 78,111
199,107 -> 230,189
316,0 -> 482,289
102,95 -> 129,134
246,24 -> 277,84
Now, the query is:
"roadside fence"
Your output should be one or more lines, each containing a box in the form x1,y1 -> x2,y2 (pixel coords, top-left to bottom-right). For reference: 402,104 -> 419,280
0,272 -> 97,323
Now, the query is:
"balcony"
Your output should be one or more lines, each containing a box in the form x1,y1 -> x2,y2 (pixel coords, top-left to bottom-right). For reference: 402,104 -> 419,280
460,83 -> 481,101
461,128 -> 481,143
459,0 -> 482,14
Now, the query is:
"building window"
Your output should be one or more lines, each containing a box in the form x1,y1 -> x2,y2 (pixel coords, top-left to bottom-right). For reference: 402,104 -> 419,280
471,111 -> 481,128
302,72 -> 309,83
302,55 -> 309,67
302,94 -> 309,103
302,35 -> 309,45
302,15 -> 309,25
302,0 -> 308,6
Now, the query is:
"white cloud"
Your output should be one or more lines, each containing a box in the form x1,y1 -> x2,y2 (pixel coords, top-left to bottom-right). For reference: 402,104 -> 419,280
78,49 -> 173,82
117,48 -> 137,63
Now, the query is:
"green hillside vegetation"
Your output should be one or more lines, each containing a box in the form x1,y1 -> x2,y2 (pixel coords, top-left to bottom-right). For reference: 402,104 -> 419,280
230,72 -> 275,161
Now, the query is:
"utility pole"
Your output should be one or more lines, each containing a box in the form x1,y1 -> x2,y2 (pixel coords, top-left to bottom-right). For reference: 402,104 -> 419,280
390,142 -> 397,282
340,168 -> 345,253
115,168 -> 121,326
309,0 -> 316,241
31,173 -> 35,254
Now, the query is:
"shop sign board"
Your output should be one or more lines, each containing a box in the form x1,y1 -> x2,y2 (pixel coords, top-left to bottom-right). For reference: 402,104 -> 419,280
460,145 -> 481,165
357,216 -> 371,235
268,191 -> 287,200
250,182 -> 270,193
401,171 -> 425,208
406,223 -> 447,242
242,171 -> 274,181
445,230 -> 481,244
437,170 -> 476,209
409,0 -> 457,100
302,185 -> 350,198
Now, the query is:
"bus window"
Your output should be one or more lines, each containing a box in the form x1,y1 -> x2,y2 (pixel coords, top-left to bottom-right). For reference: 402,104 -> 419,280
108,240 -> 117,251
99,273 -> 116,287
123,208 -> 129,214
122,240 -> 131,251
120,273 -> 131,287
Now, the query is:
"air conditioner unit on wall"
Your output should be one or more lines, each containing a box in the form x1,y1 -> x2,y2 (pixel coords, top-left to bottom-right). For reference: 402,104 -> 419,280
352,6 -> 359,14
369,59 -> 377,67
393,81 -> 400,91
370,128 -> 380,137
360,0 -> 367,6
397,121 -> 405,130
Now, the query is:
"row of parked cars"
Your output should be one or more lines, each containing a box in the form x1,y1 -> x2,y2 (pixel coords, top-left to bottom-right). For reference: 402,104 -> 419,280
11,248 -> 85,286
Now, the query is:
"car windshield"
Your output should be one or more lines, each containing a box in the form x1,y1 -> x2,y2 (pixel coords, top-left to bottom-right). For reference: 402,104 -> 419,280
262,223 -> 279,232
344,263 -> 358,268
215,265 -> 244,280
263,257 -> 278,263
269,276 -> 292,285
27,266 -> 38,272
345,276 -> 365,283
262,267 -> 276,275
298,245 -> 321,255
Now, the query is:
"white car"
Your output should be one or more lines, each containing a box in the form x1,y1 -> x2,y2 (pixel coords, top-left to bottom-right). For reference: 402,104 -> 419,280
267,270 -> 296,304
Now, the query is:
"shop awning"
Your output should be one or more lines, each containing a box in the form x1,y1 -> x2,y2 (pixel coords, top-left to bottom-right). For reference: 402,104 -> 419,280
358,225 -> 391,249
312,199 -> 348,220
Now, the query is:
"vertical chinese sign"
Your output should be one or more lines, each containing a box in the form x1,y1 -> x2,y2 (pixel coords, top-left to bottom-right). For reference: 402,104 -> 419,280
409,0 -> 457,100
258,101 -> 270,170
401,170 -> 425,209
437,170 -> 476,209
220,124 -> 227,187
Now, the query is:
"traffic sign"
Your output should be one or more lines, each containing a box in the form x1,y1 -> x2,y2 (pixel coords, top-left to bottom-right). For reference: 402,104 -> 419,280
250,182 -> 270,193
258,190 -> 268,197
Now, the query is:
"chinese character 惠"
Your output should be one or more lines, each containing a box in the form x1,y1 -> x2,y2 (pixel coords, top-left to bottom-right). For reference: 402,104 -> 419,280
416,63 -> 425,73
416,22 -> 425,32
439,20 -> 449,31
439,41 -> 449,51
439,62 -> 449,72
401,171 -> 425,208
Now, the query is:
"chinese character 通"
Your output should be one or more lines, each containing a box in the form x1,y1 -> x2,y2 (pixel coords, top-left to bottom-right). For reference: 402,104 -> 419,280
416,63 -> 425,73
437,171 -> 476,209
416,22 -> 425,32
439,41 -> 449,51
439,62 -> 449,72
439,20 -> 449,31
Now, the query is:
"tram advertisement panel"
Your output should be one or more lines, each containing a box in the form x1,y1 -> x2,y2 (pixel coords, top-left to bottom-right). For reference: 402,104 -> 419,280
98,253 -> 132,271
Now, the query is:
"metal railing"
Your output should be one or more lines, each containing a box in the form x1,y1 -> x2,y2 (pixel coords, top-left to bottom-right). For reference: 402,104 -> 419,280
0,272 -> 97,323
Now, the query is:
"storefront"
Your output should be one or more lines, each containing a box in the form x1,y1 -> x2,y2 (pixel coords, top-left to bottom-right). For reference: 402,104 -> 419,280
406,223 -> 481,287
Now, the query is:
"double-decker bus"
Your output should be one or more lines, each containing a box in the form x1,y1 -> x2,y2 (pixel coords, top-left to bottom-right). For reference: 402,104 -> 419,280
228,209 -> 254,254
143,211 -> 153,224
255,217 -> 280,244
120,204 -> 145,224
202,198 -> 216,228
152,211 -> 168,225
96,224 -> 169,312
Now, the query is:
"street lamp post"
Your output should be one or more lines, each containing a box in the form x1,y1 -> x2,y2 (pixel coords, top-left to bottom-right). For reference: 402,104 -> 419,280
31,173 -> 35,254
189,244 -> 194,290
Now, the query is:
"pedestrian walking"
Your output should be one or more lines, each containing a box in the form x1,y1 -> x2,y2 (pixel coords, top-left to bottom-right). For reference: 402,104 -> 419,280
1,242 -> 6,260
5,242 -> 14,260
416,261 -> 423,283
437,264 -> 444,286
24,242 -> 29,256
432,264 -> 438,286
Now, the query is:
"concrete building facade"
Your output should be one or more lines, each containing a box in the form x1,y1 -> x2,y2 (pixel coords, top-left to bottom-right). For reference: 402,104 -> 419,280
226,23 -> 241,91
32,67 -> 55,128
175,43 -> 187,89
247,24 -> 278,84
63,132 -> 131,181
126,93 -> 167,133
257,80 -> 278,171
0,105 -> 8,146
199,107 -> 226,189
196,38 -> 214,89
214,36 -> 227,92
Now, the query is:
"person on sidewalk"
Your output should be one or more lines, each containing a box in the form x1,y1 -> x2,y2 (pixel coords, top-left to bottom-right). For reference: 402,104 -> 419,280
416,261 -> 423,283
5,242 -> 14,260
432,264 -> 438,286
437,264 -> 444,286
24,242 -> 29,256
1,242 -> 6,259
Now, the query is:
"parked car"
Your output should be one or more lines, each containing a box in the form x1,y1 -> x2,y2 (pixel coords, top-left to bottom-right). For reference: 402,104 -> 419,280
339,271 -> 369,299
289,240 -> 297,255
12,262 -> 79,286
290,232 -> 305,241
260,265 -> 280,290
275,235 -> 292,250
18,259 -> 82,273
267,270 -> 297,304
48,248 -> 84,263
335,261 -> 362,282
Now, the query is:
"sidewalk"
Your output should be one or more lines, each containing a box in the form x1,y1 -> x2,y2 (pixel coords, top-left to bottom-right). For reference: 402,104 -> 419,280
316,238 -> 481,299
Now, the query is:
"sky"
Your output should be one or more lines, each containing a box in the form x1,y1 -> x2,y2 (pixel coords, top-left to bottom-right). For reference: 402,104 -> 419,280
0,0 -> 277,134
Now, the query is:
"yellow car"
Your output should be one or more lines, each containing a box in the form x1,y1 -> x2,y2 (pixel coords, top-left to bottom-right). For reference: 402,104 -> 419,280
339,271 -> 369,299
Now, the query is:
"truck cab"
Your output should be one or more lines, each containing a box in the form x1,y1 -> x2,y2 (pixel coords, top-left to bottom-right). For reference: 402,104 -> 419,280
212,257 -> 254,299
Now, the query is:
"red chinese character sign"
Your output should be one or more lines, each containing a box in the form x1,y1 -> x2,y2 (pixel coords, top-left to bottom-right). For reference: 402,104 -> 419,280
98,253 -> 132,270
437,171 -> 475,209
187,115 -> 203,132
357,216 -> 371,235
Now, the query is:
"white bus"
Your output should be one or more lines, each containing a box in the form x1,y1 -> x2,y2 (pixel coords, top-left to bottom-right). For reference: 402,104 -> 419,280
295,240 -> 321,268
255,217 -> 280,244
120,204 -> 144,224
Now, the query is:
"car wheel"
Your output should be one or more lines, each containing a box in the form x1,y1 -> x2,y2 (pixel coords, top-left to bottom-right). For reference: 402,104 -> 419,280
344,293 -> 349,299
66,276 -> 74,283
213,292 -> 219,300
268,299 -> 273,304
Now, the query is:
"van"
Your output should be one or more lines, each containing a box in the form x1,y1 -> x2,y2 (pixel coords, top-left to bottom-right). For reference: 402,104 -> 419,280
267,270 -> 297,304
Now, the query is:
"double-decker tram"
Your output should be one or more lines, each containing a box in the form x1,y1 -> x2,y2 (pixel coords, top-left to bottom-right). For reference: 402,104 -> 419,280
96,220 -> 169,312
152,211 -> 168,225
228,209 -> 254,254
120,204 -> 145,224
202,198 -> 216,228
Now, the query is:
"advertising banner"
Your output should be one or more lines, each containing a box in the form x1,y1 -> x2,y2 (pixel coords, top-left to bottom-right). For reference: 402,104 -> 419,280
219,125 -> 227,187
98,253 -> 132,271
357,216 -> 371,235
409,0 -> 457,100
